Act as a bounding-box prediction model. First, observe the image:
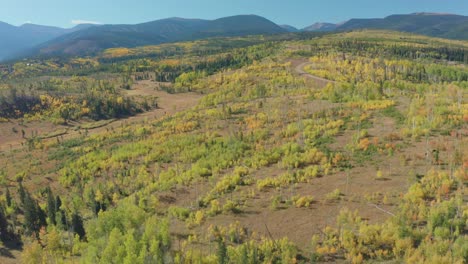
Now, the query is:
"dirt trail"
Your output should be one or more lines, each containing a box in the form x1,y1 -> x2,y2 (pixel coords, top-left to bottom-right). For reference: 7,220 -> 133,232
0,80 -> 203,153
293,60 -> 336,88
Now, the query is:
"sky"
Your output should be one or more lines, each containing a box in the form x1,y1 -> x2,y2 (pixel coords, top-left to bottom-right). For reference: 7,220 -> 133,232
1,0 -> 467,29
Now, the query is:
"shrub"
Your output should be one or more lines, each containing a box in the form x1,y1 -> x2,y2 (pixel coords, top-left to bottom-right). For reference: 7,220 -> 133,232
168,206 -> 191,220
294,196 -> 314,208
223,200 -> 241,214
326,189 -> 343,201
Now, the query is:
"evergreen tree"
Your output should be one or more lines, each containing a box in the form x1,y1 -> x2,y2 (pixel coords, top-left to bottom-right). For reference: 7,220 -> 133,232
71,213 -> 86,239
0,206 -> 9,242
23,193 -> 38,236
55,195 -> 62,211
18,183 -> 26,205
23,189 -> 46,237
216,237 -> 228,264
5,188 -> 11,207
46,187 -> 56,225
55,195 -> 66,227
36,202 -> 47,229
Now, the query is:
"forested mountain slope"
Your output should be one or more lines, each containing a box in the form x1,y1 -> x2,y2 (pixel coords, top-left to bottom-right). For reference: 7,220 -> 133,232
0,30 -> 466,263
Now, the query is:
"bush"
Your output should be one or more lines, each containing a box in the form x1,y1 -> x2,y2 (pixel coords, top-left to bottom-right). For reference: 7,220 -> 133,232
326,189 -> 343,201
168,206 -> 191,220
294,196 -> 314,208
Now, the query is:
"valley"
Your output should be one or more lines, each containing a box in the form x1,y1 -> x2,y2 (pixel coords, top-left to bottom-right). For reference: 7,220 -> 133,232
0,28 -> 466,263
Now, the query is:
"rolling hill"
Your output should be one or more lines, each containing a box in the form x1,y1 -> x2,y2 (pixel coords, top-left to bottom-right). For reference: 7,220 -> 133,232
3,12 -> 468,61
44,12 -> 464,58
18,15 -> 286,59
0,30 -> 466,263
0,22 -> 94,61
302,13 -> 468,40
280,24 -> 299,32
338,13 -> 468,39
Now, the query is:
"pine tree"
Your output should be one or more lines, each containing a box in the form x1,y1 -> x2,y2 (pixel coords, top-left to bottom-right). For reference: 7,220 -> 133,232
55,195 -> 62,211
36,203 -> 47,229
216,237 -> 228,264
23,189 -> 46,237
23,193 -> 38,236
46,187 -> 56,225
19,183 -> 26,205
5,188 -> 11,207
0,205 -> 9,242
55,195 -> 66,227
71,213 -> 85,239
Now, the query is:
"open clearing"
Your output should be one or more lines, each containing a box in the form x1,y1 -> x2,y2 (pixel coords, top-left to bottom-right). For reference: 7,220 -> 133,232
0,81 -> 202,153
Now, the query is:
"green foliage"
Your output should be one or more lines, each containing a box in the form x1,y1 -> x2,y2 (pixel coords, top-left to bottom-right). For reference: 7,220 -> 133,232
46,187 -> 56,225
381,106 -> 405,125
23,190 -> 46,236
325,189 -> 343,201
2,30 -> 467,263
313,167 -> 467,263
83,199 -> 171,263
168,206 -> 191,220
1,77 -> 148,121
293,195 -> 314,208
216,237 -> 228,264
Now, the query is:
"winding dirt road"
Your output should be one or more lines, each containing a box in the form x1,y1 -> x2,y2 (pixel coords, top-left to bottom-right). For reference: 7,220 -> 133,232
294,61 -> 336,88
2,63 -> 334,153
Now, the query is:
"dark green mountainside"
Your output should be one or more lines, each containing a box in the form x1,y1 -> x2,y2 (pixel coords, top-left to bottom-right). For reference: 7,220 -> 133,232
19,15 -> 286,58
2,13 -> 468,61
337,13 -> 468,39
0,22 -> 94,61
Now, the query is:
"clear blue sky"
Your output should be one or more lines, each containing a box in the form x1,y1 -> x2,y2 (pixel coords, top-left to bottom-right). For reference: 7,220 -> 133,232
1,0 -> 467,28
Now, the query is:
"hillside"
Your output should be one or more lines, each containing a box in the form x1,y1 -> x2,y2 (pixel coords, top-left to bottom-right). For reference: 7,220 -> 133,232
280,25 -> 299,32
0,22 -> 63,61
301,13 -> 468,40
0,30 -> 466,263
0,22 -> 94,61
20,15 -> 286,58
3,12 -> 468,62
337,13 -> 468,39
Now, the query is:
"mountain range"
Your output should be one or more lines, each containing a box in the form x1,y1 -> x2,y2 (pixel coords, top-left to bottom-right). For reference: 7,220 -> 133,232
28,15 -> 286,58
303,23 -> 338,32
0,22 -> 95,61
335,13 -> 468,40
1,12 -> 467,61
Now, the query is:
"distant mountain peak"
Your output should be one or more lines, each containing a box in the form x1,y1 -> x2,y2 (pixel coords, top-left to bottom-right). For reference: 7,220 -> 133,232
312,22 -> 333,27
9,14 -> 285,60
19,23 -> 63,30
1,12 -> 468,62
303,22 -> 337,32
0,21 -> 15,27
71,23 -> 98,30
410,12 -> 456,16
164,17 -> 206,22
